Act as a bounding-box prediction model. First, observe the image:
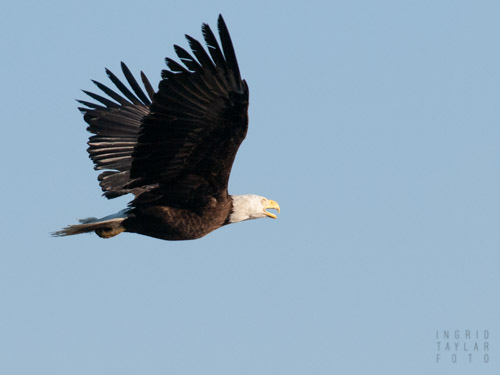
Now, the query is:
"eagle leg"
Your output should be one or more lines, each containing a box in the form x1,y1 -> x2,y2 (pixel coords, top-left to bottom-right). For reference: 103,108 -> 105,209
95,227 -> 125,238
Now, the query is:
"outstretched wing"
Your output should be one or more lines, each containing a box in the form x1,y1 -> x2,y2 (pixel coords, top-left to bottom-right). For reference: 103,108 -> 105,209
79,62 -> 155,198
78,15 -> 248,207
127,15 -> 249,207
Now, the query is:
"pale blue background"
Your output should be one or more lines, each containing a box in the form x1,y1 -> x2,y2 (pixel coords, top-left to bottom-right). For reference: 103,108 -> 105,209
1,0 -> 499,374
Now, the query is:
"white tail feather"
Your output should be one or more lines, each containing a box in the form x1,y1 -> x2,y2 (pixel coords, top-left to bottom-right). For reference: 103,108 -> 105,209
52,210 -> 128,237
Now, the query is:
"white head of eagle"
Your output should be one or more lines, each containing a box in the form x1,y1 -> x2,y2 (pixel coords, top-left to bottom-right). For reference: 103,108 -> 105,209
228,195 -> 281,223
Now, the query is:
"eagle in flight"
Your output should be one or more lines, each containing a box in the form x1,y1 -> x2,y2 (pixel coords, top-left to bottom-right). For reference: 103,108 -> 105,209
53,15 -> 280,241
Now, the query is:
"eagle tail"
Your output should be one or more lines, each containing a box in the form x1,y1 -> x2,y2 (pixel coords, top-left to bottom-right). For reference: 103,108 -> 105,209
52,210 -> 128,238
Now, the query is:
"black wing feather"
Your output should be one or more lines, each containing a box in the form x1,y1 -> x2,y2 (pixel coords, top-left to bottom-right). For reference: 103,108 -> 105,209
217,15 -> 243,92
90,80 -> 131,106
185,35 -> 216,72
105,68 -> 142,105
120,62 -> 152,105
165,58 -> 189,73
202,23 -> 227,69
173,45 -> 202,72
77,99 -> 106,111
81,90 -> 120,108
140,72 -> 155,101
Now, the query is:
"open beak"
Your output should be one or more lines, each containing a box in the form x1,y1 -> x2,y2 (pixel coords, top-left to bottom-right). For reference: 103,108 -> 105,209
264,199 -> 280,219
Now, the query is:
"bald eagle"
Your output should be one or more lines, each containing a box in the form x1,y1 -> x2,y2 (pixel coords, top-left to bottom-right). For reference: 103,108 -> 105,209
53,15 -> 280,241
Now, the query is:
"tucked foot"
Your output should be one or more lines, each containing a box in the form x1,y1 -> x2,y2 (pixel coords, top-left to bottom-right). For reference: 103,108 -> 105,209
95,227 -> 125,238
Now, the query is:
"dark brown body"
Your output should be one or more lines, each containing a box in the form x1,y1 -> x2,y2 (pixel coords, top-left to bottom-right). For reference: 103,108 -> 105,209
123,197 -> 232,240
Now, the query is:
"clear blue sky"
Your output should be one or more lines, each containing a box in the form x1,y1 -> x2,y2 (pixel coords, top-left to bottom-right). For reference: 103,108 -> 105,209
1,0 -> 499,374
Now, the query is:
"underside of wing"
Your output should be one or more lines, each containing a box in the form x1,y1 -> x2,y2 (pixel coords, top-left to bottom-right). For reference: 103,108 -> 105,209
79,62 -> 155,198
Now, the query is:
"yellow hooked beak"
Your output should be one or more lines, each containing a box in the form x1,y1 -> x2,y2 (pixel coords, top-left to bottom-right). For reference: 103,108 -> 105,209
263,199 -> 280,219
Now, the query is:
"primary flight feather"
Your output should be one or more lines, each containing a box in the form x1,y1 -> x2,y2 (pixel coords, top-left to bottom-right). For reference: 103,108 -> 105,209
53,15 -> 280,241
